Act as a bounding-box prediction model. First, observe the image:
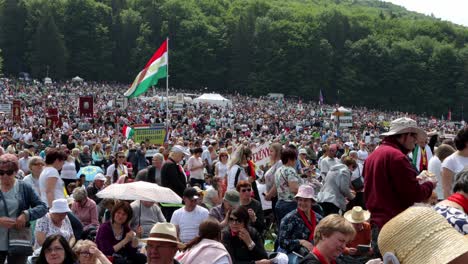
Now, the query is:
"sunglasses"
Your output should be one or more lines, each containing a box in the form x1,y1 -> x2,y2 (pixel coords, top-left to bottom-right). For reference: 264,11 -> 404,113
0,169 -> 15,176
229,217 -> 242,224
240,188 -> 251,193
117,156 -> 126,158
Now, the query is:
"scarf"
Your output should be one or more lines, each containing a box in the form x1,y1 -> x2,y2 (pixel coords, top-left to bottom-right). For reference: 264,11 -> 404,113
247,160 -> 256,180
298,209 -> 317,241
447,193 -> 468,213
312,247 -> 336,264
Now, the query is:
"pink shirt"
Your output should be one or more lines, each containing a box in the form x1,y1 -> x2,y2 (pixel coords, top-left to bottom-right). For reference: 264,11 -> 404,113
71,198 -> 99,229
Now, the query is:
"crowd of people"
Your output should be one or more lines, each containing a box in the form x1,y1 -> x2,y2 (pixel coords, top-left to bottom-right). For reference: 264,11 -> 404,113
0,79 -> 468,264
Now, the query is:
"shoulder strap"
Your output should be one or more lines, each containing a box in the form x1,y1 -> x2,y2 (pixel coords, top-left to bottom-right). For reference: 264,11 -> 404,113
0,190 -> 9,217
234,167 -> 242,188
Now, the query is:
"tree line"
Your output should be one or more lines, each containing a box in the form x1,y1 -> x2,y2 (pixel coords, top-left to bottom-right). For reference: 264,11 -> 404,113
0,0 -> 467,118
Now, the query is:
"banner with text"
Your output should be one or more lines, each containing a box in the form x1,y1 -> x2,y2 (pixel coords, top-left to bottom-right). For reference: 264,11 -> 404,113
133,124 -> 168,145
251,142 -> 271,167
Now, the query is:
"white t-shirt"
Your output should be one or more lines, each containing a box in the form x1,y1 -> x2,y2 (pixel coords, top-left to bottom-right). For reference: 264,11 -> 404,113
61,160 -> 77,180
39,167 -> 65,207
227,164 -> 248,190
106,164 -> 128,183
170,205 -> 209,243
428,156 -> 443,199
441,152 -> 468,188
187,156 -> 204,180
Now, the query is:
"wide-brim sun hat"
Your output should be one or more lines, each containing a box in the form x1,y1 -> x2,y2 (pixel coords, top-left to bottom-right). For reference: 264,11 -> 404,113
171,145 -> 190,156
378,206 -> 468,264
294,184 -> 317,202
380,117 -> 427,139
49,198 -> 72,213
140,223 -> 185,249
344,206 -> 370,224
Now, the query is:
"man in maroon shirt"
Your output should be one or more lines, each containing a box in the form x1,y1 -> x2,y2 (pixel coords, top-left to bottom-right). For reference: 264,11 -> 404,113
363,117 -> 437,256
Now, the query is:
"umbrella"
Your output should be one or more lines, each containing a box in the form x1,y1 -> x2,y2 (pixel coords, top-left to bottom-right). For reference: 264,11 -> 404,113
96,181 -> 182,204
77,165 -> 104,181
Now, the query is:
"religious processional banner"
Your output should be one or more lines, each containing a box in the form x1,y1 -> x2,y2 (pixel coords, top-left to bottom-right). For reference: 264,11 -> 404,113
79,96 -> 94,117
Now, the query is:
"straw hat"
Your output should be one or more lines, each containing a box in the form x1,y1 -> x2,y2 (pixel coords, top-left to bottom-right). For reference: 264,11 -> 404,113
344,206 -> 370,224
140,223 -> 185,249
380,117 -> 426,139
378,206 -> 468,264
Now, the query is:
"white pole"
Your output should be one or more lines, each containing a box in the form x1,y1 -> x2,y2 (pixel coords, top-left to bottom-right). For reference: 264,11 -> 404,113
166,37 -> 170,130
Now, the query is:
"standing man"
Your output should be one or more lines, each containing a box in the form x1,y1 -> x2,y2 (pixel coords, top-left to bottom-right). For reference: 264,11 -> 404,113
319,144 -> 339,180
410,136 -> 433,172
136,153 -> 164,185
170,187 -> 209,244
364,117 -> 437,255
161,145 -> 190,220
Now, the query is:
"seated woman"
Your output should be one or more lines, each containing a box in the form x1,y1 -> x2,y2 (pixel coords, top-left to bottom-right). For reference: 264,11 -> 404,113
35,199 -> 75,249
278,184 -> 322,263
435,169 -> 468,234
95,201 -> 146,263
300,214 -> 356,264
73,239 -> 111,264
221,207 -> 270,264
237,180 -> 265,235
176,218 -> 232,264
36,234 -> 77,264
209,190 -> 240,228
71,188 -> 99,232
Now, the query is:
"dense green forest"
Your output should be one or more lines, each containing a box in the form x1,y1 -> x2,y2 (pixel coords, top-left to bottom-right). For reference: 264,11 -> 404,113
0,0 -> 467,118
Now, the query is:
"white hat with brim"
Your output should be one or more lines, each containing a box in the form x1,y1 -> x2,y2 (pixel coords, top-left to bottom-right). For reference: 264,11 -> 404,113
380,117 -> 426,139
140,223 -> 185,249
344,206 -> 370,224
49,198 -> 72,213
171,145 -> 190,156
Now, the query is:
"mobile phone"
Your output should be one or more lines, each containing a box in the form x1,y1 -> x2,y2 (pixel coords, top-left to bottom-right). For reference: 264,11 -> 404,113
357,244 -> 371,253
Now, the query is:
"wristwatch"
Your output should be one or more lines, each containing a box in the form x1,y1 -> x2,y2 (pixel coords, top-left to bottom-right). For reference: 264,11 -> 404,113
248,241 -> 256,250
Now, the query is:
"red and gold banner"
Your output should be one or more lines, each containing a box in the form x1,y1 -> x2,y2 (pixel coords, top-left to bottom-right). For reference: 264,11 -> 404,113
79,96 -> 94,117
12,100 -> 21,123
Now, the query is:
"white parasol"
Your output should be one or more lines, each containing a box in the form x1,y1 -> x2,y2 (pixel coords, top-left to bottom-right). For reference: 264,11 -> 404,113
96,181 -> 182,204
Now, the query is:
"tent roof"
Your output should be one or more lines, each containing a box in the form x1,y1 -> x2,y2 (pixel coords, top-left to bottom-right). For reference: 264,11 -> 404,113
195,93 -> 230,101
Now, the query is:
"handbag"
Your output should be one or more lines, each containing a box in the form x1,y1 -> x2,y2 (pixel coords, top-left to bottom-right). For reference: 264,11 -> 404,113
0,189 -> 34,255
351,177 -> 364,191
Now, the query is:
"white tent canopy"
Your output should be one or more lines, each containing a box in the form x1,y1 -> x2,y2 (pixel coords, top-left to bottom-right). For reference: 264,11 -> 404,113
193,93 -> 232,107
72,76 -> 84,82
337,106 -> 351,113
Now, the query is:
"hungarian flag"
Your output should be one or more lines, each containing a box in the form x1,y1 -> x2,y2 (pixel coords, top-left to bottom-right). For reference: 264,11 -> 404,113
122,125 -> 134,139
124,40 -> 168,98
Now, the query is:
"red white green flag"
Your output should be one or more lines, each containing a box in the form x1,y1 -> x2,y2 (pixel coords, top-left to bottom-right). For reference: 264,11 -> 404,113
124,40 -> 168,98
122,125 -> 134,139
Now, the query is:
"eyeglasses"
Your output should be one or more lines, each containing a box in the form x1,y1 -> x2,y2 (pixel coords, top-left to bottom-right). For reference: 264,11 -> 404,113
229,217 -> 242,224
45,247 -> 64,254
0,169 -> 14,176
118,156 -> 126,159
240,188 -> 251,193
32,163 -> 45,166
78,251 -> 91,257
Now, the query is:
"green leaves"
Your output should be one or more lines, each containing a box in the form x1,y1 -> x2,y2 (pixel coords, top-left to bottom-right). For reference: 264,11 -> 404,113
0,0 -> 467,118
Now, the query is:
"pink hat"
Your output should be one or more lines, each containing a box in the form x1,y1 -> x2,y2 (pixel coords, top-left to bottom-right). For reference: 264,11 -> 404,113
295,184 -> 316,201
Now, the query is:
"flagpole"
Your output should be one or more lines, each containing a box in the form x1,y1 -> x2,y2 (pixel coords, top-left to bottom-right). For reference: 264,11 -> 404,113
166,37 -> 170,131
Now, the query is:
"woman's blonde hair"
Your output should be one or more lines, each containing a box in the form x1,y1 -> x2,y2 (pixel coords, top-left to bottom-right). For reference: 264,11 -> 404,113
314,214 -> 356,244
73,240 -> 101,263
